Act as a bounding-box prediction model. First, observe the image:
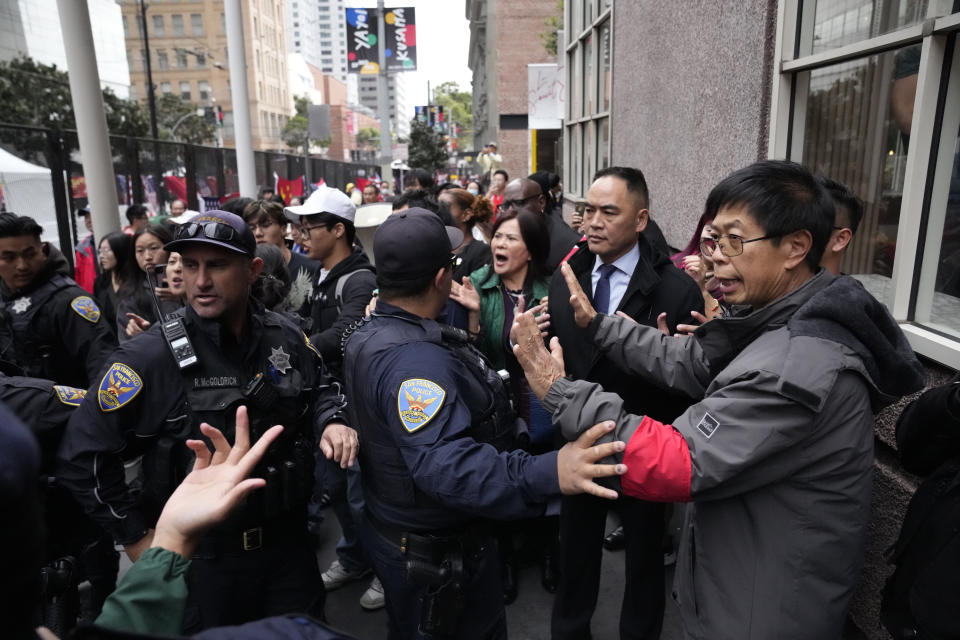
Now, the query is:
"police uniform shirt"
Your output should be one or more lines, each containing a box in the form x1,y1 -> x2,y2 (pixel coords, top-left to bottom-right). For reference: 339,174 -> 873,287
344,301 -> 560,531
56,301 -> 346,546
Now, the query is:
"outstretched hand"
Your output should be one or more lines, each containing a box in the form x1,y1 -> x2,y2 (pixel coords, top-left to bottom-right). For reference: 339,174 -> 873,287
449,276 -> 481,312
657,311 -> 711,337
557,421 -> 627,500
560,262 -> 596,328
320,422 -> 359,468
125,312 -> 151,337
151,406 -> 283,558
511,306 -> 565,400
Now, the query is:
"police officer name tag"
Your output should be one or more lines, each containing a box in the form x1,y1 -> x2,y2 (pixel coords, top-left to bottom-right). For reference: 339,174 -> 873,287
398,378 -> 445,433
98,363 -> 143,412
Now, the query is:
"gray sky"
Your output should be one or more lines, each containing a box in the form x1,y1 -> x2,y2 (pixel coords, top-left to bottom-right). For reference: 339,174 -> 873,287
345,0 -> 472,116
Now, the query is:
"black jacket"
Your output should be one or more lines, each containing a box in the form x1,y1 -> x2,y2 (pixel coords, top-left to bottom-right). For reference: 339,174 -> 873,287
548,233 -> 704,422
308,250 -> 377,367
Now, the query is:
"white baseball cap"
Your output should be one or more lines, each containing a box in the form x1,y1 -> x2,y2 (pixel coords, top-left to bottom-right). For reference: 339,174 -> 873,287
284,185 -> 356,223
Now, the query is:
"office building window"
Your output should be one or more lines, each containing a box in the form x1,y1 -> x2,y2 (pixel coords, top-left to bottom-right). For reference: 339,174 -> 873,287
199,81 -> 211,101
180,81 -> 191,100
563,1 -> 611,198
160,82 -> 172,94
176,50 -> 188,69
771,2 -> 960,365
152,15 -> 164,36
172,14 -> 183,36
191,13 -> 203,35
196,54 -> 206,68
156,50 -> 168,70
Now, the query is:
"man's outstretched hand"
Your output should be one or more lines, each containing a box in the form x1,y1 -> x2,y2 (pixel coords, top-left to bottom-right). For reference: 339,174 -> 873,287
151,406 -> 283,559
560,262 -> 597,328
511,306 -> 565,401
557,421 -> 627,500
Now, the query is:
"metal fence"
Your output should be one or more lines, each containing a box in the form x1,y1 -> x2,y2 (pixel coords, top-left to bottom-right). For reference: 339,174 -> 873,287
0,122 -> 379,268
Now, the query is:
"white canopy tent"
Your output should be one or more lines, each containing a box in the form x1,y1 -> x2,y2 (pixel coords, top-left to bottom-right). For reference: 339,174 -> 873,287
0,148 -> 61,249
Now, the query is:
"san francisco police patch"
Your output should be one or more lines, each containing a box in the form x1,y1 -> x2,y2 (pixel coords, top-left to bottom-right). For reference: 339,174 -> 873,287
53,385 -> 86,406
98,363 -> 143,412
397,378 -> 445,433
70,296 -> 101,323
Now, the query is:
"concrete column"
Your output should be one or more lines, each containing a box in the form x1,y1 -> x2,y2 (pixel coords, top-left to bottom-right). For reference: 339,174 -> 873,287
377,0 -> 393,179
224,0 -> 257,197
56,0 -> 119,238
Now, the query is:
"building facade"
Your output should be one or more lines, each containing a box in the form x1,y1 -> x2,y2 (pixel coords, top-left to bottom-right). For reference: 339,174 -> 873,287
120,0 -> 291,150
466,0 -> 560,180
287,0 -> 347,82
565,1 -> 960,637
358,73 -> 410,140
0,0 -> 131,97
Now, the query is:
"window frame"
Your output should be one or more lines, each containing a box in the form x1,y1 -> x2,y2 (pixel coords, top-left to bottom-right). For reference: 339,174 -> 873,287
563,0 -> 613,202
769,3 -> 960,368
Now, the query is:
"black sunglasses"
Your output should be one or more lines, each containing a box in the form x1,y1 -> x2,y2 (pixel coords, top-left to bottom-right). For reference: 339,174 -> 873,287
177,221 -> 241,244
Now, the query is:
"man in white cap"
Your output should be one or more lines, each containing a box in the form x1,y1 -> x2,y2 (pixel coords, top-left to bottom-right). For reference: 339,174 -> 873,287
284,186 -> 382,609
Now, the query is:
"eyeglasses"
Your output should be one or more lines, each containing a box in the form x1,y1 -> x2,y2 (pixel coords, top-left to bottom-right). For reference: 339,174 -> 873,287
299,224 -> 326,236
699,233 -> 782,258
498,194 -> 538,213
177,221 -> 241,244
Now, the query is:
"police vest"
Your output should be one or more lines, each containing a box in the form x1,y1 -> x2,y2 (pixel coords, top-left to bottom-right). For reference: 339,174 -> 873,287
343,312 -> 526,515
0,274 -> 75,378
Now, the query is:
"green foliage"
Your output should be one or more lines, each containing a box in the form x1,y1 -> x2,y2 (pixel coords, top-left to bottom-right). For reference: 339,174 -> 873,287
155,93 -> 214,144
356,126 -> 381,150
408,119 -> 448,172
433,81 -> 473,150
282,95 -> 310,154
541,0 -> 564,56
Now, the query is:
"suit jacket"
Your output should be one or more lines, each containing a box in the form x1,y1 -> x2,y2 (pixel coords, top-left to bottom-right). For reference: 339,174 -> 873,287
549,233 -> 704,422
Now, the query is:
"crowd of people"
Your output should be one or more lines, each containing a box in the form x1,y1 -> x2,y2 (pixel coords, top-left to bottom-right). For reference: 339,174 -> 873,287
0,150 -> 933,640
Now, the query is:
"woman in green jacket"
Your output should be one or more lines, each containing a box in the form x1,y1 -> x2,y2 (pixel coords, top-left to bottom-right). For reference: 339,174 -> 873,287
449,208 -> 558,601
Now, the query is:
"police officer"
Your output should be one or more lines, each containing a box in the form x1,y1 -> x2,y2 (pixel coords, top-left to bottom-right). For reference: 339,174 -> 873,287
0,213 -> 115,387
56,210 -> 359,632
341,208 -> 626,639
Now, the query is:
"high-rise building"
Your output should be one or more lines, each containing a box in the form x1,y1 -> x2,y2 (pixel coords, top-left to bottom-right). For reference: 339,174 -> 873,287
0,0 -> 131,98
120,0 -> 291,151
290,0 -> 348,83
358,73 -> 409,141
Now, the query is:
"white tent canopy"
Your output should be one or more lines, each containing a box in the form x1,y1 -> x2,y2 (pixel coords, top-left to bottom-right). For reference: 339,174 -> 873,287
0,148 -> 61,249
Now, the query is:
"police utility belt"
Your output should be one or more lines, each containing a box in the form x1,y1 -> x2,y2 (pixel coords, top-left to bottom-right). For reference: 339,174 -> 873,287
368,511 -> 489,635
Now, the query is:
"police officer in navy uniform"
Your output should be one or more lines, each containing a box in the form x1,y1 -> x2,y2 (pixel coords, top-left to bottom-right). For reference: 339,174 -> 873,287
56,210 -> 359,632
0,213 -> 115,388
341,208 -> 627,639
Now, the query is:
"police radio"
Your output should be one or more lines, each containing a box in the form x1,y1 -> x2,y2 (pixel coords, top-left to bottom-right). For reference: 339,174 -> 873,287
147,266 -> 198,369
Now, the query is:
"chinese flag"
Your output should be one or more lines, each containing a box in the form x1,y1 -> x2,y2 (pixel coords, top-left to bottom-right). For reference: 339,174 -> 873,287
277,175 -> 304,205
355,177 -> 371,192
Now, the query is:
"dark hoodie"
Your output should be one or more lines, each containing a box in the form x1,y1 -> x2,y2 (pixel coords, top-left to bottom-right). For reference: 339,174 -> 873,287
308,249 -> 376,370
0,245 -> 116,387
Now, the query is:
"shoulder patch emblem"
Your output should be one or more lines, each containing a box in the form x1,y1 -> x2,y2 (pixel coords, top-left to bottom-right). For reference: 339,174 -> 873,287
695,412 -> 720,439
398,378 -> 446,433
70,296 -> 101,323
98,363 -> 143,412
53,385 -> 87,406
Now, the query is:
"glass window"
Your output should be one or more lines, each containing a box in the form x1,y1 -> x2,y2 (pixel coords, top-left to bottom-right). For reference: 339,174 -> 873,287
152,14 -> 164,36
180,82 -> 191,100
199,81 -> 211,101
598,117 -> 609,170
599,20 -> 611,113
176,50 -> 188,68
583,30 -> 594,116
583,120 -> 595,191
191,13 -> 203,35
805,0 -> 954,55
796,46 -> 916,307
196,54 -> 206,68
172,14 -> 184,36
156,50 -> 168,70
160,82 -> 172,94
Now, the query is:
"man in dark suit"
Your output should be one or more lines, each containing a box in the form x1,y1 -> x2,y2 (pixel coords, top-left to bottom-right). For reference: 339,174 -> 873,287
548,166 -> 704,640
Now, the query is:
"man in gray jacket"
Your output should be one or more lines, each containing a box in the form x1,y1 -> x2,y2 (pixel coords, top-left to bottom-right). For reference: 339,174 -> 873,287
511,160 -> 925,640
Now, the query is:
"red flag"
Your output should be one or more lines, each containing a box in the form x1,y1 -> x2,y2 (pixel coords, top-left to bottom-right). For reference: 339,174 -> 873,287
355,177 -> 371,192
163,176 -> 187,202
220,192 -> 240,204
277,175 -> 304,205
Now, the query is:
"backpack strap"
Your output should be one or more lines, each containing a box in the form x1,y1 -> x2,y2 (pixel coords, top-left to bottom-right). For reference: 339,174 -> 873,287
334,269 -> 370,313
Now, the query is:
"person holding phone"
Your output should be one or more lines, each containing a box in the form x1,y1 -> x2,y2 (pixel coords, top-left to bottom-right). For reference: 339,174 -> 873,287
115,225 -> 181,341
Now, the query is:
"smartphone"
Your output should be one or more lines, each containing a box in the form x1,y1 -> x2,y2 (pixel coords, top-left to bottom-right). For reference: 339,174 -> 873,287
154,264 -> 168,288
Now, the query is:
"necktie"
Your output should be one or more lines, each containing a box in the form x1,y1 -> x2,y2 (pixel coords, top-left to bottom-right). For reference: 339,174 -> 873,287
593,264 -> 617,315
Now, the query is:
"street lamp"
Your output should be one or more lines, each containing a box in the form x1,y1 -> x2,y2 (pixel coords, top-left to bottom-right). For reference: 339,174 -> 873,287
170,108 -> 206,141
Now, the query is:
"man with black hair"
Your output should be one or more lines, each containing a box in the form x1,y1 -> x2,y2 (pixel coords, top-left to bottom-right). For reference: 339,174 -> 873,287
342,207 -> 627,639
817,175 -> 864,276
0,213 -> 115,388
546,167 -> 703,640
56,210 -> 358,631
285,187 -> 381,609
124,205 -> 150,235
401,168 -> 435,193
513,159 -> 925,640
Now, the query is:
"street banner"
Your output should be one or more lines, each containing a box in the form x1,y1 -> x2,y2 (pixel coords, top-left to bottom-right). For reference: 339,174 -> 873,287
346,8 -> 381,75
384,7 -> 416,72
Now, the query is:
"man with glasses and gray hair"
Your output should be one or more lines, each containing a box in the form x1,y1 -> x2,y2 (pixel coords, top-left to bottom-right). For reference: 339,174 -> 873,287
513,160 -> 925,640
499,177 -> 580,271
